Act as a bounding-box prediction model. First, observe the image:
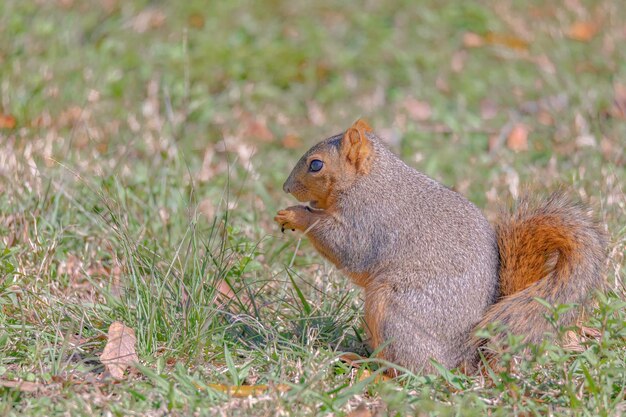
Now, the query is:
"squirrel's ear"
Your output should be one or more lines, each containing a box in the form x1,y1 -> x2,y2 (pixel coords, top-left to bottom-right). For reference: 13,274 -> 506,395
352,119 -> 373,134
341,119 -> 373,173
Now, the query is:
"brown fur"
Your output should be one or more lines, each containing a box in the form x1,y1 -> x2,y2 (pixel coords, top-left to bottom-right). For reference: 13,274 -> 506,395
364,282 -> 389,352
470,193 -> 607,353
276,121 -> 608,374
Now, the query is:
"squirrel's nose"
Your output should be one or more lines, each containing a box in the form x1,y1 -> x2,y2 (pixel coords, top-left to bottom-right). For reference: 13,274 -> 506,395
283,182 -> 291,193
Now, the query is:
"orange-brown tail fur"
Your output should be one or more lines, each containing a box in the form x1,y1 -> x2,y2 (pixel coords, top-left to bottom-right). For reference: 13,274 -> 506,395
474,192 -> 607,351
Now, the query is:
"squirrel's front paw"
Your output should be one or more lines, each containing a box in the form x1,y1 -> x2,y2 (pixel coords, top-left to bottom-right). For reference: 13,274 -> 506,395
274,205 -> 312,233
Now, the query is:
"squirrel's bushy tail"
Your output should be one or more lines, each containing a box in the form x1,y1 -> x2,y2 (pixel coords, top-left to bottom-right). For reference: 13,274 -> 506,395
474,192 -> 607,349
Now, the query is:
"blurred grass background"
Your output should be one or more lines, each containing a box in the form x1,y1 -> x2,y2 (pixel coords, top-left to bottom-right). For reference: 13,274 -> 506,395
0,0 -> 625,415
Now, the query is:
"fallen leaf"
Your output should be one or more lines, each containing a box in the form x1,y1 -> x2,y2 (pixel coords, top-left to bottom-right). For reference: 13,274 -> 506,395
507,124 -> 529,152
207,383 -> 290,398
580,326 -> 602,339
188,12 -> 205,29
132,8 -> 166,33
610,83 -> 626,119
463,32 -> 485,48
600,137 -> 614,161
451,50 -> 467,73
484,32 -> 529,51
463,32 -> 529,51
575,134 -> 596,147
403,98 -> 432,121
100,321 -> 138,379
244,119 -> 273,142
339,352 -> 365,368
347,403 -> 373,417
567,21 -> 598,42
57,254 -> 84,283
354,368 -> 392,384
57,0 -> 74,9
537,110 -> 554,126
307,101 -> 326,126
480,99 -> 498,120
100,0 -> 119,14
215,279 -> 251,309
197,198 -> 216,220
0,380 -> 43,392
57,106 -> 84,128
562,330 -> 585,352
435,75 -> 450,93
532,54 -> 556,74
340,353 -> 393,383
281,134 -> 301,149
0,113 -> 16,129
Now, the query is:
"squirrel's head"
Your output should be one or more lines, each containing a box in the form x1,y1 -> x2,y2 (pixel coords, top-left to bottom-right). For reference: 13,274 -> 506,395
282,119 -> 374,210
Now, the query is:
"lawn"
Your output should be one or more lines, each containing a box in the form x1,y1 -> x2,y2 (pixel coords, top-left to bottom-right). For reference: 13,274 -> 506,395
0,0 -> 625,415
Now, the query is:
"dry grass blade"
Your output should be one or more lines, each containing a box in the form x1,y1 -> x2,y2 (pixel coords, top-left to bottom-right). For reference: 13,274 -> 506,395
100,321 -> 139,379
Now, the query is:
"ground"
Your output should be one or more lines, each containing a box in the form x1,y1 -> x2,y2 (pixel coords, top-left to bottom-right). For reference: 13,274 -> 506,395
0,0 -> 625,416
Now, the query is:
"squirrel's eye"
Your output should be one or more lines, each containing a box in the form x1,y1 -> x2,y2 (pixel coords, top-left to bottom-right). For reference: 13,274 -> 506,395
309,159 -> 323,172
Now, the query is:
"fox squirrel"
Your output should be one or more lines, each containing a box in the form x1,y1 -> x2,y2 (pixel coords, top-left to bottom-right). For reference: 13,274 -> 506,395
274,119 -> 607,374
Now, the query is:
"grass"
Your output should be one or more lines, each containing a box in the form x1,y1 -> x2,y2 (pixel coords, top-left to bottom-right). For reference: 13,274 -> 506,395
1,0 -> 625,415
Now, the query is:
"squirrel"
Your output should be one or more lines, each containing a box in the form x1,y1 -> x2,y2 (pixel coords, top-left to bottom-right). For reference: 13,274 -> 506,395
274,119 -> 608,374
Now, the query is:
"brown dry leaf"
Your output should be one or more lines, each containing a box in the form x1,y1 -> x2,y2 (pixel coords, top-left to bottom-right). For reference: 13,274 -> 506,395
215,280 -> 252,309
480,99 -> 498,120
347,403 -> 373,417
207,383 -> 290,398
307,101 -> 326,126
56,0 -> 74,9
58,254 -> 84,283
197,198 -> 216,220
436,75 -> 450,93
464,32 -> 529,50
611,83 -> 626,119
188,12 -> 205,29
132,8 -> 166,33
354,369 -> 392,384
581,326 -> 602,339
0,380 -> 43,392
217,280 -> 236,303
484,32 -> 529,51
562,330 -> 586,352
57,106 -> 84,128
507,124 -> 529,152
339,352 -> 365,368
537,110 -> 554,126
451,50 -> 467,73
31,111 -> 52,128
244,119 -> 274,142
403,98 -> 432,121
100,321 -> 138,379
0,113 -> 16,129
281,134 -> 302,149
463,32 -> 485,48
567,21 -> 598,42
100,0 -> 119,14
